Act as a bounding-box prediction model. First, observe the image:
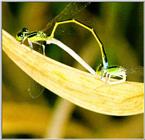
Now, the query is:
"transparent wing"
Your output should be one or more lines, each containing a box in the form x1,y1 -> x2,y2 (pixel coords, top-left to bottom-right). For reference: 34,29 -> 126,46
126,66 -> 143,74
42,3 -> 91,32
126,66 -> 144,82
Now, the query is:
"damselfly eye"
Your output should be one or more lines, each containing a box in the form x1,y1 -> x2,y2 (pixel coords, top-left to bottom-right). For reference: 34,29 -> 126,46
16,32 -> 25,42
22,27 -> 29,32
17,32 -> 23,37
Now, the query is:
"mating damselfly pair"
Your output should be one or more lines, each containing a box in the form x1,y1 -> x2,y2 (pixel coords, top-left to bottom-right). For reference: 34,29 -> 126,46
16,19 -> 127,84
16,19 -> 127,86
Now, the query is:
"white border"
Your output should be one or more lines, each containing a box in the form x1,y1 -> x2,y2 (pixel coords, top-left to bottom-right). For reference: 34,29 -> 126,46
0,1 -> 2,139
1,1 -> 144,139
1,0 -> 145,2
143,2 -> 145,138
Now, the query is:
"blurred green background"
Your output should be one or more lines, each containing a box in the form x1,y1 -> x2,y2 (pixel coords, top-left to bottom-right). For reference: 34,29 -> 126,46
2,2 -> 143,138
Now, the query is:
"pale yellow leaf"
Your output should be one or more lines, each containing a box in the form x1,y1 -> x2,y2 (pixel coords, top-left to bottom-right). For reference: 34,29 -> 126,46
2,29 -> 144,116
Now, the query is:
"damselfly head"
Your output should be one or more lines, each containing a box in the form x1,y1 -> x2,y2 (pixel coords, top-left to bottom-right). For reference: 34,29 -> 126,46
22,27 -> 29,33
16,27 -> 29,42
